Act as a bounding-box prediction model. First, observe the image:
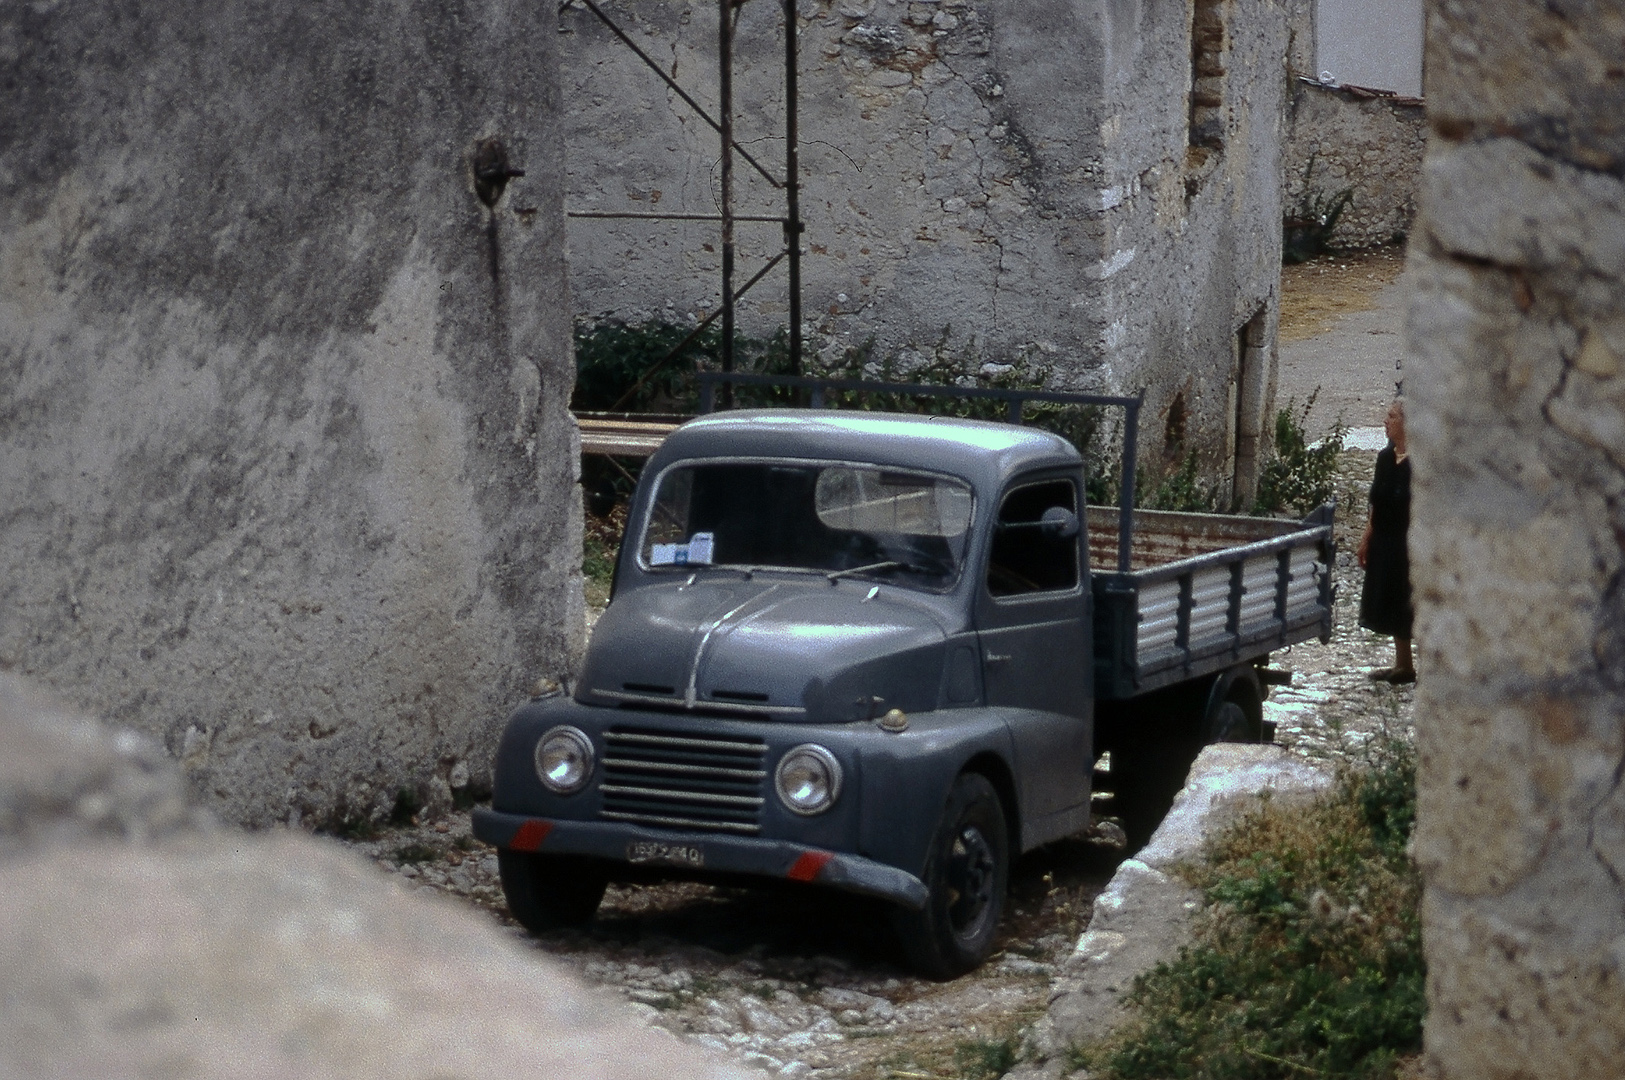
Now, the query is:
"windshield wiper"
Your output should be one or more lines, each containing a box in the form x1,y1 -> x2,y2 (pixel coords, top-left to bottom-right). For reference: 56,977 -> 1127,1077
827,560 -> 926,583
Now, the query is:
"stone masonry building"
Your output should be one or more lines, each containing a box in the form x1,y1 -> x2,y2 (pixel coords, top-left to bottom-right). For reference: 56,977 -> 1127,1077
1407,2 -> 1625,1075
0,1 -> 582,827
564,0 -> 1293,496
1282,0 -> 1427,252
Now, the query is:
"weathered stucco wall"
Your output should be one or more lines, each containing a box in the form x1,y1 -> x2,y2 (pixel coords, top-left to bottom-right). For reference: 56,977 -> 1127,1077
1407,3 -> 1625,1075
1284,81 -> 1426,249
562,0 -> 1289,484
0,2 -> 582,827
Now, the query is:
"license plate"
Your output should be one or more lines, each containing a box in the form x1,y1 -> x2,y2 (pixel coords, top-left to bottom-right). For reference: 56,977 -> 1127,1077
626,840 -> 705,868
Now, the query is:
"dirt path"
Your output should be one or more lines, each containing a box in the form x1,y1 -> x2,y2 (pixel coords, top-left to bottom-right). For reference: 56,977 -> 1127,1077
1277,246 -> 1410,439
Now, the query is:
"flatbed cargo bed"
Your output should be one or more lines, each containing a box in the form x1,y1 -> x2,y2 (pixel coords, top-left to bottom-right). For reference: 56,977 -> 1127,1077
1088,505 -> 1335,699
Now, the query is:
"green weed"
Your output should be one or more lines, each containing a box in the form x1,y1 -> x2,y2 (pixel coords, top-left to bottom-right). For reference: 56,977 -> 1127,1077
1072,744 -> 1422,1080
953,1036 -> 1020,1079
323,812 -> 380,841
1284,155 -> 1355,264
393,841 -> 443,865
582,504 -> 624,609
388,786 -> 422,826
1253,394 -> 1346,517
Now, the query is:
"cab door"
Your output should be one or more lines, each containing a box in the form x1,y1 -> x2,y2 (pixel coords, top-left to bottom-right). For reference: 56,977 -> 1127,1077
975,472 -> 1094,842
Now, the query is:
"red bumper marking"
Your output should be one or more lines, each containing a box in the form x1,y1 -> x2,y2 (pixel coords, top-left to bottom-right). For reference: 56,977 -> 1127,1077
786,850 -> 835,882
510,820 -> 553,852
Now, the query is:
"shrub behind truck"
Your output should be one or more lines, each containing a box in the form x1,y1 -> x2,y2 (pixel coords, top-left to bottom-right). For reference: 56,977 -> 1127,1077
473,406 -> 1333,977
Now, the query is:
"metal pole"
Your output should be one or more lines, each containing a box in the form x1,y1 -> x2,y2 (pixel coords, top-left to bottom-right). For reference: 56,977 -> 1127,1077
783,0 -> 802,376
719,0 -> 736,402
1117,396 -> 1141,573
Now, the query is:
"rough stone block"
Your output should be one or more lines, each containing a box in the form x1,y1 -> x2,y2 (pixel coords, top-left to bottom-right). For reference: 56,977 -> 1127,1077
0,674 -> 752,1080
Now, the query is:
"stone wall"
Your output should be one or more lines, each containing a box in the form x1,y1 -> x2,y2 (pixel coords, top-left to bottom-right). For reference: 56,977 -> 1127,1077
562,0 -> 1291,486
0,675 -> 750,1079
1284,81 -> 1426,250
1406,3 -> 1625,1076
0,1 -> 582,827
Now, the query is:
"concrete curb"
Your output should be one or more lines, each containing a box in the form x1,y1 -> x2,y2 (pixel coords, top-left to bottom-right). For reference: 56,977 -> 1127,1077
1011,744 -> 1335,1078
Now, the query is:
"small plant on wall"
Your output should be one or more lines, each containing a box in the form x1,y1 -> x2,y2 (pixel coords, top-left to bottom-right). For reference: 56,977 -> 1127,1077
1284,154 -> 1355,264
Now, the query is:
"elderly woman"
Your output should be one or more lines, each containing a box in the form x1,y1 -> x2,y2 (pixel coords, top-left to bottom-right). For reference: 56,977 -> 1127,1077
1357,399 -> 1415,683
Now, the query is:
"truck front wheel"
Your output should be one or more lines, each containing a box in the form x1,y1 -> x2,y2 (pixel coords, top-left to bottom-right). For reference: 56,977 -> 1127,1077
497,850 -> 609,933
893,772 -> 1009,979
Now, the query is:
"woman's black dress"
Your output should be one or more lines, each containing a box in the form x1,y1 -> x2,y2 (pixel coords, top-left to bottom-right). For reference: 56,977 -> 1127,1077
1359,446 -> 1413,638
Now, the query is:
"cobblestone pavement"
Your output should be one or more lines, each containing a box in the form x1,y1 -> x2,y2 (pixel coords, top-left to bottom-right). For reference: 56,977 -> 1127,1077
341,450 -> 1412,1080
1266,448 -> 1418,765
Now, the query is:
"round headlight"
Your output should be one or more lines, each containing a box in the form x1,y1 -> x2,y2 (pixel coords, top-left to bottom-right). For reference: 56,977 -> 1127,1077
534,725 -> 594,794
775,744 -> 842,816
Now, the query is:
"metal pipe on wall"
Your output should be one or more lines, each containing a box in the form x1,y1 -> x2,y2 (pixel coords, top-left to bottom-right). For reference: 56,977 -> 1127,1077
784,0 -> 802,375
719,0 -> 736,400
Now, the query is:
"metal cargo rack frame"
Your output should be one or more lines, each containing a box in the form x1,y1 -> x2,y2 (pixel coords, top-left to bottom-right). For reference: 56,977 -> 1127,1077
695,370 -> 1146,574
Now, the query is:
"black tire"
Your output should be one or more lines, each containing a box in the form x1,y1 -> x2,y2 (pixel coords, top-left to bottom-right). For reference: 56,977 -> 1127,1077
497,851 -> 609,933
1204,698 -> 1253,743
893,772 -> 1009,979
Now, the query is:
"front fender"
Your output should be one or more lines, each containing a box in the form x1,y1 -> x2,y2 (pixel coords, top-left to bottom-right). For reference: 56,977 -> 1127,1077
851,708 -> 1018,879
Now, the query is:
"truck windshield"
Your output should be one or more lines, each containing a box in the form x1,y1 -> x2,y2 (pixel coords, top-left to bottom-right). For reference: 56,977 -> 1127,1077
639,462 -> 974,589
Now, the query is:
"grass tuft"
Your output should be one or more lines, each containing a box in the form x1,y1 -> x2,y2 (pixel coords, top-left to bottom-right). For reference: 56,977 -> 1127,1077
1072,740 -> 1421,1080
393,841 -> 443,865
953,1036 -> 1021,1079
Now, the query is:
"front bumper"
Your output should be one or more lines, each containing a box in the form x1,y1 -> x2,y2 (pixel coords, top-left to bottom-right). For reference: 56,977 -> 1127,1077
472,807 -> 929,910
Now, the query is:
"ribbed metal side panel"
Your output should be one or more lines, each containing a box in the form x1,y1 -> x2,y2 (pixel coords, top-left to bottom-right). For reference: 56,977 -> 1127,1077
1237,556 -> 1280,630
1285,551 -> 1325,615
1137,579 -> 1181,655
1187,567 -> 1232,642
599,728 -> 768,835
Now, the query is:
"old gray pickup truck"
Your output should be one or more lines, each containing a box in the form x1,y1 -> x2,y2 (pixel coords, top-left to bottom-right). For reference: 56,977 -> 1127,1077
473,402 -> 1333,976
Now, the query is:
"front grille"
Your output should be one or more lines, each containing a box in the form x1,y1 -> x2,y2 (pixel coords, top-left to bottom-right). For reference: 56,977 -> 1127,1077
599,727 -> 768,835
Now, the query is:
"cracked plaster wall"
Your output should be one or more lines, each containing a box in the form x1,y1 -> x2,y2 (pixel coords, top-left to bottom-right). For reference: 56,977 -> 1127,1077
1406,3 -> 1625,1075
0,1 -> 581,828
563,0 -> 1289,477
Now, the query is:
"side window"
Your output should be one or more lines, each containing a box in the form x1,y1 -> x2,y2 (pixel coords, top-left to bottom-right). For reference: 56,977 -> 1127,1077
987,479 -> 1079,597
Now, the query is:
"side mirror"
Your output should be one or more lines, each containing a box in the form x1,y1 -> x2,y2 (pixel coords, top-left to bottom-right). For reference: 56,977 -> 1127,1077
1039,506 -> 1080,539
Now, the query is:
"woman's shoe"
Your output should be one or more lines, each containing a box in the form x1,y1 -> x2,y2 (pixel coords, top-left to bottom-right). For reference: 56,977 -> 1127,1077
1386,668 -> 1417,685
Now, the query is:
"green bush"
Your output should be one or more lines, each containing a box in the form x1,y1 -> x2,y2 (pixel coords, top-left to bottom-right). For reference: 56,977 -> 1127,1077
572,319 -> 1343,521
1253,395 -> 1345,517
1070,742 -> 1423,1080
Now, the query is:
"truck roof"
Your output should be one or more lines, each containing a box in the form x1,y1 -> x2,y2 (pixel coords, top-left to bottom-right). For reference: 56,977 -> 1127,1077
651,409 -> 1082,488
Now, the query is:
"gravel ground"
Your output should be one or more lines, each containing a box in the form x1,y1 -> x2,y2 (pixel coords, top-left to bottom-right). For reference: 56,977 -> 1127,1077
342,817 -> 1121,1080
339,448 -> 1414,1080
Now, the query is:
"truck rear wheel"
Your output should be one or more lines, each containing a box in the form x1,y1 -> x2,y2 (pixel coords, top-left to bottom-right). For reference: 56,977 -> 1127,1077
497,850 -> 609,933
893,772 -> 1009,979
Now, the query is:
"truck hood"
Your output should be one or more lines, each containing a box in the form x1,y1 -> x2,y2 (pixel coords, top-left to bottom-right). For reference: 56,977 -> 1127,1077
577,578 -> 951,723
